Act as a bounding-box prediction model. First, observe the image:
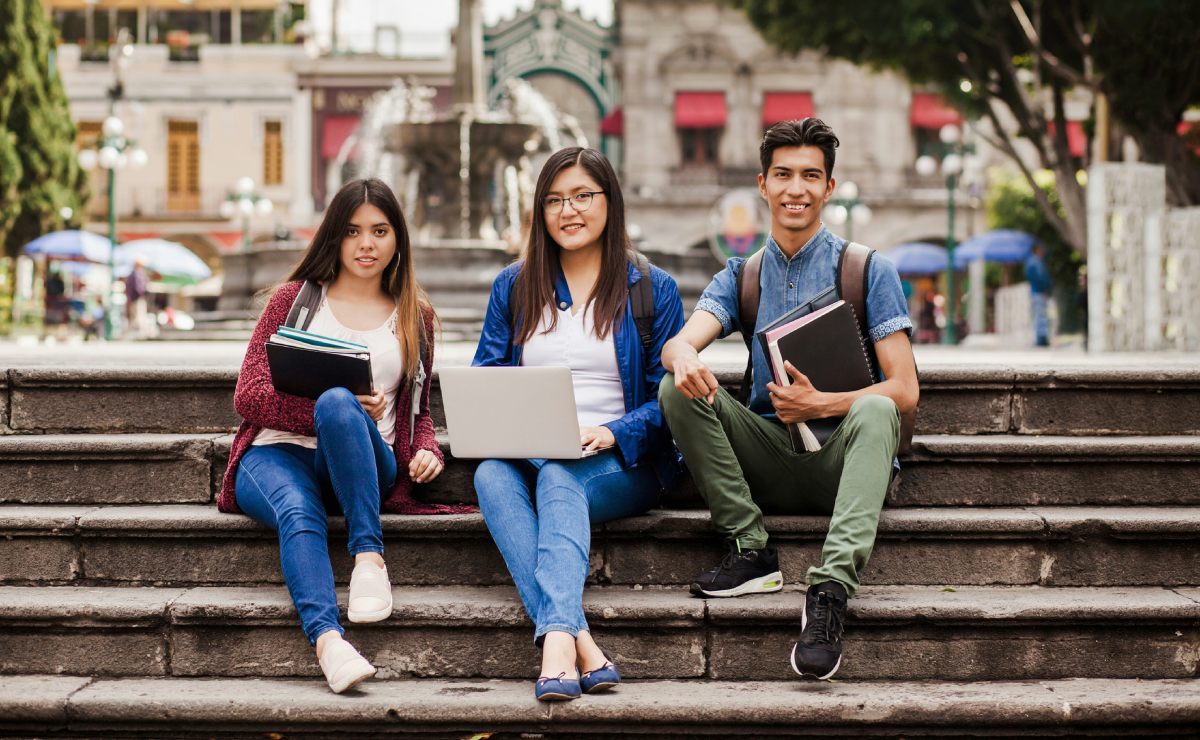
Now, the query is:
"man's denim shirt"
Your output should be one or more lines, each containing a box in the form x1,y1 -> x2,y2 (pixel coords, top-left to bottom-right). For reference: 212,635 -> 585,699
473,259 -> 686,485
696,226 -> 913,418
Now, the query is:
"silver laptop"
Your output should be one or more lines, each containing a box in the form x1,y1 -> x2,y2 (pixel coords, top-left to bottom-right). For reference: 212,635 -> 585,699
439,366 -> 600,459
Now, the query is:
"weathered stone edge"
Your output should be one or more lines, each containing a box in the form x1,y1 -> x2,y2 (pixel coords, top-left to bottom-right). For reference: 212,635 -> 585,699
0,677 -> 1194,731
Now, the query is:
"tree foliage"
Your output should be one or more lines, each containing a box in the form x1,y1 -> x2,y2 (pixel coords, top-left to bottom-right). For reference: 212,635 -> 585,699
733,0 -> 1200,255
0,0 -> 88,259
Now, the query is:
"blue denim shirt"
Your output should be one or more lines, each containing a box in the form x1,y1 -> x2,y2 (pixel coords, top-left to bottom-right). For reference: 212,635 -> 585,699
696,226 -> 913,417
473,258 -> 686,482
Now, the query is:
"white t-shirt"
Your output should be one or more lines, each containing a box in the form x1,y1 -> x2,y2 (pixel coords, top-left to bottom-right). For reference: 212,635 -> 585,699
522,301 -> 626,427
253,294 -> 403,448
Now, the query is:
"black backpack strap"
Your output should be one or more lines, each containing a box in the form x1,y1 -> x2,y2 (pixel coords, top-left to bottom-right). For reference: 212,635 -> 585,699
734,249 -> 764,405
284,280 -> 322,330
629,252 -> 655,355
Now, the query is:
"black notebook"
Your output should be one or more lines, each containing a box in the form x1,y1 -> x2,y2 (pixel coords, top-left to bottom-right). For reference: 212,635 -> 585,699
265,327 -> 373,400
757,300 -> 874,452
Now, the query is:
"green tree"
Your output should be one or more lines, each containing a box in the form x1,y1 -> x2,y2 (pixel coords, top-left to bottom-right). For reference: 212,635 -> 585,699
0,0 -> 88,259
733,0 -> 1200,256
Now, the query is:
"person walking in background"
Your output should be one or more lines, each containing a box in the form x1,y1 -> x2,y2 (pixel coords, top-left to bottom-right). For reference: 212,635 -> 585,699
124,257 -> 152,338
42,268 -> 69,342
218,178 -> 466,694
1024,243 -> 1052,347
472,148 -> 685,701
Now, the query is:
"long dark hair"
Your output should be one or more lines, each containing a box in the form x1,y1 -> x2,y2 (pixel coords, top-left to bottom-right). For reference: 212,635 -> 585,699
512,147 -> 632,344
284,177 -> 431,386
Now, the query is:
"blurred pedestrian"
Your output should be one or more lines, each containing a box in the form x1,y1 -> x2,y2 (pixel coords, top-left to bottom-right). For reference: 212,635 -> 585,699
42,268 -> 69,341
1024,244 -> 1052,347
124,257 -> 154,338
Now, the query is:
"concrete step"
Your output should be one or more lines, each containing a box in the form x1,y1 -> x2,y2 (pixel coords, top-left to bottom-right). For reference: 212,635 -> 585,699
5,363 -> 1200,436
3,432 -> 1199,508
3,505 -> 1197,588
4,675 -> 1199,738
0,584 -> 1197,681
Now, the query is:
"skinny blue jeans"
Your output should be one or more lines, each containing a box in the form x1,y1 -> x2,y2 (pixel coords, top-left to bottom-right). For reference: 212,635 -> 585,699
474,451 -> 660,644
235,387 -> 398,645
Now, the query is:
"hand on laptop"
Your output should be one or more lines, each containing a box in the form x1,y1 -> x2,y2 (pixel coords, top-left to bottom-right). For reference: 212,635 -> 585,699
409,448 -> 444,483
580,426 -> 615,452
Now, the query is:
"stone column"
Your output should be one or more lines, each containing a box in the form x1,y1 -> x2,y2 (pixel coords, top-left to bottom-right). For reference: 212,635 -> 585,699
1086,163 -> 1166,352
1162,208 -> 1200,351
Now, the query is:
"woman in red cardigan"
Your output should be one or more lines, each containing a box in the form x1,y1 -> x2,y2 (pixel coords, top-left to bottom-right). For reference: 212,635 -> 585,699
220,178 -> 457,693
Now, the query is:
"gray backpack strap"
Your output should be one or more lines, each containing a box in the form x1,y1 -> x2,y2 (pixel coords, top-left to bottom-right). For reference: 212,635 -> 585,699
284,280 -> 323,330
629,252 -> 655,354
409,311 -> 429,447
734,249 -> 764,405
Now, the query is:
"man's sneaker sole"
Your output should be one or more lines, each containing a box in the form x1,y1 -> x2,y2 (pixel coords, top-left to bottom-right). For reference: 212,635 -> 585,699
790,597 -> 841,680
689,571 -> 783,598
790,645 -> 841,681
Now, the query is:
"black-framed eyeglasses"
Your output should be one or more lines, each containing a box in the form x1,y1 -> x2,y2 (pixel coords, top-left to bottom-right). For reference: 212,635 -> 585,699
543,191 -> 604,214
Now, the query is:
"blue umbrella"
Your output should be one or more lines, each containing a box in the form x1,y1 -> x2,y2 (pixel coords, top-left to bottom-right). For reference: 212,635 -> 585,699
882,242 -> 948,275
22,230 -> 113,263
114,239 -> 212,284
953,229 -> 1036,269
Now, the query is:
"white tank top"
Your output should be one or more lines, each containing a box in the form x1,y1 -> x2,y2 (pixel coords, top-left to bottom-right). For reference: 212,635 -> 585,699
253,294 -> 403,448
521,301 -> 626,427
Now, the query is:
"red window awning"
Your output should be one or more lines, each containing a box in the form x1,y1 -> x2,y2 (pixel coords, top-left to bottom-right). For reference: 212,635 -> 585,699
675,92 -> 726,129
1048,120 -> 1087,158
600,107 -> 624,137
1178,120 -> 1199,155
208,232 -> 245,252
321,115 -> 360,160
762,92 -> 814,126
910,93 -> 962,130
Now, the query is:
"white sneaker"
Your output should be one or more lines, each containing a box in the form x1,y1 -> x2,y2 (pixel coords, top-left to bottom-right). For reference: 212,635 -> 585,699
318,635 -> 376,693
348,560 -> 393,623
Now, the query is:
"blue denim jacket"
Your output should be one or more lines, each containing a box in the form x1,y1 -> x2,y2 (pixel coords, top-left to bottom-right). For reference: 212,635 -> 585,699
696,226 -> 913,417
473,258 -> 686,485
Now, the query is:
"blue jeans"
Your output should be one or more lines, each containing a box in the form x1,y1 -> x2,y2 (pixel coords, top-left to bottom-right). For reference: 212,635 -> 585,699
474,451 -> 660,644
1032,291 -> 1051,346
235,387 -> 398,645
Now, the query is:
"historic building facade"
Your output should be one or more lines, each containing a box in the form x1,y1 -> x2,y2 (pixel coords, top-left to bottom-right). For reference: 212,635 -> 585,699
613,0 -> 986,257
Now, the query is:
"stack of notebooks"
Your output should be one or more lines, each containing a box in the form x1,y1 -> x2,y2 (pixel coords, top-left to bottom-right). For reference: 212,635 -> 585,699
758,299 -> 874,453
265,326 -> 374,399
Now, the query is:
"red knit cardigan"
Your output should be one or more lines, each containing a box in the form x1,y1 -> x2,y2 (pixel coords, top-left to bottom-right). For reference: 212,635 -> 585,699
217,280 -> 464,515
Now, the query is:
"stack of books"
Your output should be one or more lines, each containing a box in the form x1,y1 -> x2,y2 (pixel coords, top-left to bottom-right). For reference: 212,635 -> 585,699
758,300 -> 874,453
265,326 -> 373,399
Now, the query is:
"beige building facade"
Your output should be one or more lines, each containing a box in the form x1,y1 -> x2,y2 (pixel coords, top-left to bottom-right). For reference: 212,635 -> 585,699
616,0 -> 986,257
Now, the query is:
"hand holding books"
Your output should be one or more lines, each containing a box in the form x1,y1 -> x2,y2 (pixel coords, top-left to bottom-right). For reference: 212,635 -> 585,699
759,300 -> 875,452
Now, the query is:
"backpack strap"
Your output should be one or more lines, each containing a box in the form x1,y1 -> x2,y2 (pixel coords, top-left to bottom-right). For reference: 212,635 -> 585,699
734,249 -> 765,404
284,280 -> 323,330
409,312 -> 428,447
837,241 -> 872,340
837,240 -> 918,456
629,252 -> 655,354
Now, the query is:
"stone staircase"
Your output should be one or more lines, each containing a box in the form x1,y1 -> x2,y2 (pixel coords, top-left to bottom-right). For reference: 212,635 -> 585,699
1,358 -> 1199,736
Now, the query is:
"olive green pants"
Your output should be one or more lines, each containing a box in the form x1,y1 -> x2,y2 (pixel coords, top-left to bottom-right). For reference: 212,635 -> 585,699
659,376 -> 899,596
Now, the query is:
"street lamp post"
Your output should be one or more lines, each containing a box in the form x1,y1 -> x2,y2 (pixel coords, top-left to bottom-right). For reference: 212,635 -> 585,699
76,29 -> 147,340
826,180 -> 872,244
220,177 -> 273,299
915,124 -> 966,345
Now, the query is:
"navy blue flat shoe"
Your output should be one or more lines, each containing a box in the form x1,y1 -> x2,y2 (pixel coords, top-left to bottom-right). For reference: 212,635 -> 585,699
535,671 -> 581,702
580,659 -> 620,694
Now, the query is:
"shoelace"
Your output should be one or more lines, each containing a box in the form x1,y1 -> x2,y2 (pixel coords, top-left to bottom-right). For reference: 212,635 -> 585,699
709,545 -> 745,577
806,592 -> 845,646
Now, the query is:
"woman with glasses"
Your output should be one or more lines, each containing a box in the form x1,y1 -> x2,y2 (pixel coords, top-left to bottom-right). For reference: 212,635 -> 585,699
472,147 -> 684,701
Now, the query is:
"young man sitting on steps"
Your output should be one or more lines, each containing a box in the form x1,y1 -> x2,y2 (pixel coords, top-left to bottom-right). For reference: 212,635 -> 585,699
659,118 -> 919,681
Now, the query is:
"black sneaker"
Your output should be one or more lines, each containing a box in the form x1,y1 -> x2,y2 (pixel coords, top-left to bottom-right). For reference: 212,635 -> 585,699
790,580 -> 848,680
689,542 -> 783,597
